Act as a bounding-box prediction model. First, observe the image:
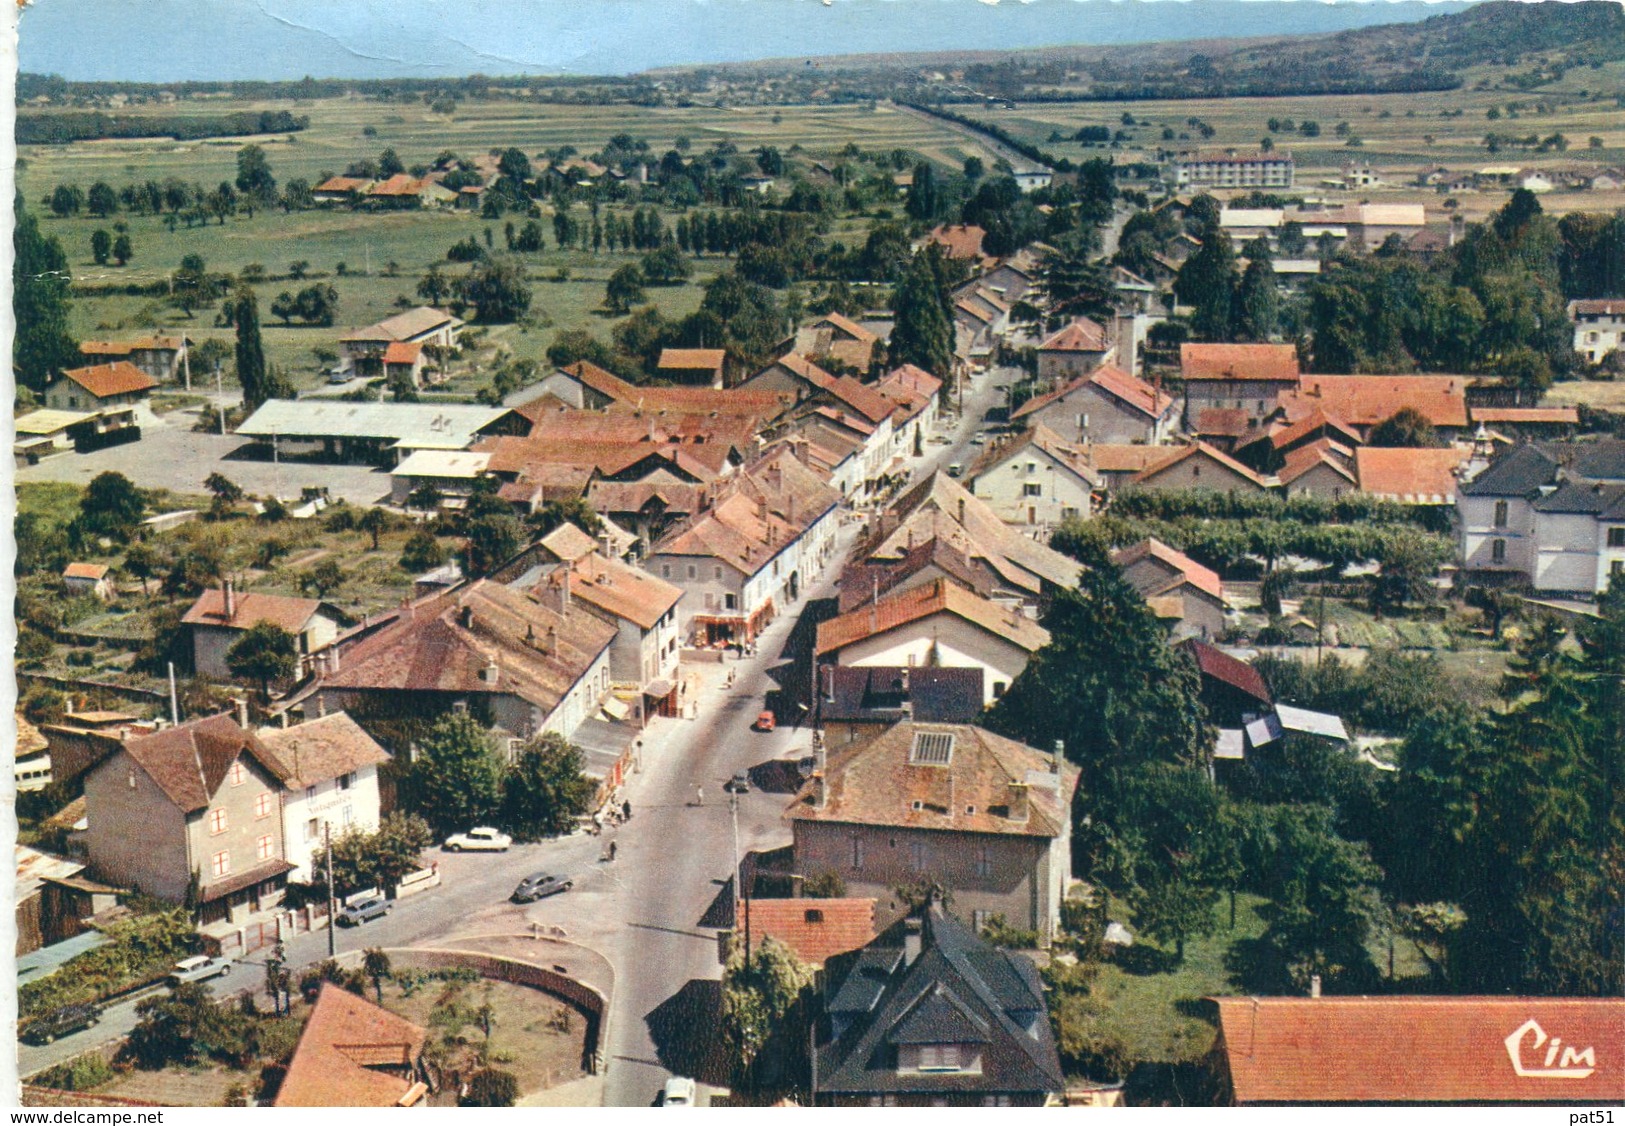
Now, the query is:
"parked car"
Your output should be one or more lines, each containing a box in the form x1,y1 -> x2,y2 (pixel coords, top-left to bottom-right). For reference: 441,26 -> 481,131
946,462 -> 964,478
511,873 -> 572,903
724,771 -> 752,794
337,896 -> 391,927
444,827 -> 512,852
754,710 -> 776,733
168,954 -> 232,985
661,1076 -> 698,1106
21,1003 -> 101,1045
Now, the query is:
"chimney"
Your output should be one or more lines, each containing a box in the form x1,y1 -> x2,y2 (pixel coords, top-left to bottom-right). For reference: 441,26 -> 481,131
1309,974 -> 1322,999
561,568 -> 572,611
316,693 -> 328,718
235,696 -> 249,729
1007,780 -> 1030,823
1053,739 -> 1064,775
822,664 -> 835,704
223,580 -> 236,621
902,918 -> 923,966
481,660 -> 500,684
546,625 -> 558,653
956,498 -> 965,525
459,604 -> 475,630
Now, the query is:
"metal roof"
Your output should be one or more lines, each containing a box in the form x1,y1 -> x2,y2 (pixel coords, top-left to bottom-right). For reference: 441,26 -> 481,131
238,401 -> 513,450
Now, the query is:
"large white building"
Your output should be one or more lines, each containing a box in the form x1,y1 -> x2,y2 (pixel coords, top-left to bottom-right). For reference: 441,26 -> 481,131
1170,150 -> 1295,190
1570,299 -> 1625,366
258,713 -> 390,883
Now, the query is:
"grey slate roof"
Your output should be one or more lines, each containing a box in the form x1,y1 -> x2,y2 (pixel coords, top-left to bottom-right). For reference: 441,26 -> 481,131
1532,479 -> 1625,518
816,903 -> 1064,1098
1459,444 -> 1559,497
1552,438 -> 1625,483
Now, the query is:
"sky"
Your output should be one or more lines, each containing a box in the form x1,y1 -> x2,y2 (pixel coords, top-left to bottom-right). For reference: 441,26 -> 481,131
18,0 -> 1473,83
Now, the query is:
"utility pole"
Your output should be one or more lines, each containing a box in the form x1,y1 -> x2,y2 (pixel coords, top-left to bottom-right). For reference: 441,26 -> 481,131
731,791 -> 748,978
214,363 -> 226,435
167,662 -> 180,725
324,821 -> 337,958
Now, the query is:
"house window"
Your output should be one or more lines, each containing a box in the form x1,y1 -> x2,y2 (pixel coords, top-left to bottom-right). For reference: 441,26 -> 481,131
976,844 -> 992,878
982,1097 -> 1013,1107
1608,527 -> 1625,548
256,835 -> 274,861
338,772 -> 353,791
305,785 -> 317,802
1494,500 -> 1509,528
724,593 -> 738,610
1023,482 -> 1042,497
255,792 -> 274,819
918,1043 -> 962,1071
704,593 -> 716,610
714,566 -> 723,580
209,808 -> 228,835
1492,538 -> 1507,564
229,762 -> 246,786
211,850 -> 231,878
661,564 -> 671,578
973,909 -> 991,931
909,840 -> 926,871
850,834 -> 864,870
993,681 -> 1009,698
342,805 -> 355,826
305,818 -> 319,841
687,565 -> 697,580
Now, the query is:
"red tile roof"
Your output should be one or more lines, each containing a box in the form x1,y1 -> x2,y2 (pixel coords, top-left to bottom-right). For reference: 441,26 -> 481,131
1354,445 -> 1469,503
381,341 -> 422,365
1277,439 -> 1356,488
257,713 -> 390,789
1039,318 -> 1109,354
1193,408 -> 1251,439
1570,299 -> 1625,316
275,983 -> 427,1107
1180,343 -> 1300,383
549,552 -> 682,631
1283,374 -> 1469,429
1470,406 -> 1580,425
182,588 -> 327,634
742,898 -> 877,966
63,562 -> 110,580
815,577 -> 1050,656
1212,996 -> 1625,1105
1247,408 -> 1363,453
1178,639 -> 1271,703
315,176 -> 371,193
59,362 -> 157,399
924,224 -> 987,260
367,173 -> 425,197
1086,364 -> 1175,420
80,336 -> 187,356
118,713 -> 284,813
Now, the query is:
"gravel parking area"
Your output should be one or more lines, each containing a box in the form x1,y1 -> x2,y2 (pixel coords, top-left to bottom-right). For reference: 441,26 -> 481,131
16,410 -> 394,507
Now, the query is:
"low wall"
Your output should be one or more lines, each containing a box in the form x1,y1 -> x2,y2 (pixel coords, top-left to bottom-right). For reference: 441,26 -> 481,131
383,947 -> 607,1075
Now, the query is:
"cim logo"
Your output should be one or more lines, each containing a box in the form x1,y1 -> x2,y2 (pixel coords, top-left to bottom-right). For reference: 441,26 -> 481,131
1504,1019 -> 1598,1079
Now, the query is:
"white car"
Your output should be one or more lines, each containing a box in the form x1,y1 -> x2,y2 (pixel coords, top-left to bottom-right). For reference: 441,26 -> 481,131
168,954 -> 232,985
443,827 -> 512,852
661,1076 -> 698,1106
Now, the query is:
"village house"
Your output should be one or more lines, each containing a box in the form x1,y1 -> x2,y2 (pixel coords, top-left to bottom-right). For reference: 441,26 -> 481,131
183,583 -> 349,682
1035,319 -> 1116,381
812,900 -> 1066,1107
311,176 -> 374,205
815,665 -> 987,748
1179,343 -> 1302,426
530,535 -> 684,722
1208,996 -> 1625,1105
16,844 -> 118,957
1081,444 -> 1173,491
62,562 -> 116,602
44,362 -> 157,413
921,224 -> 989,264
81,712 -> 293,926
788,721 -> 1079,946
313,578 -> 617,744
1569,298 -> 1624,365
782,312 -> 883,375
1128,442 -> 1275,495
656,347 -> 728,388
388,450 -> 492,508
646,450 -> 842,646
526,360 -> 793,423
256,712 -> 391,884
839,536 -> 1001,616
815,579 -> 1049,707
1275,374 -> 1470,443
875,364 -> 942,459
78,335 -> 190,384
968,425 -> 1100,528
1178,639 -> 1273,728
1275,439 -> 1358,499
1468,406 -> 1579,441
275,984 -> 431,1107
1012,363 -> 1175,447
1233,409 -> 1363,474
338,306 -> 463,380
1113,537 -> 1229,641
854,472 -> 1083,606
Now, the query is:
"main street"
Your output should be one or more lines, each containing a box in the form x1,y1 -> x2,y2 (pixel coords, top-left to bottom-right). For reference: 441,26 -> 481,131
18,366 -> 1010,1096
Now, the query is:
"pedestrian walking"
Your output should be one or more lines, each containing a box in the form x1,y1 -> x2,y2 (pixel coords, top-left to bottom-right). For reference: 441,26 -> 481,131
622,799 -> 632,821
695,785 -> 705,807
608,840 -> 618,862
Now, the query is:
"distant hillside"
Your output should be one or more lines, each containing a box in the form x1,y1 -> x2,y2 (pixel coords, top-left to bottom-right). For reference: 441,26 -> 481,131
653,0 -> 1625,103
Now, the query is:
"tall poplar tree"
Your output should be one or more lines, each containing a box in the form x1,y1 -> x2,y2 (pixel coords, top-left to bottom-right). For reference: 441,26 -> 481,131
12,193 -> 79,393
888,250 -> 954,377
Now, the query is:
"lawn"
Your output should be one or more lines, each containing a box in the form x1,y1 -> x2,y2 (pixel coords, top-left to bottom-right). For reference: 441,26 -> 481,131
1084,891 -> 1434,1066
